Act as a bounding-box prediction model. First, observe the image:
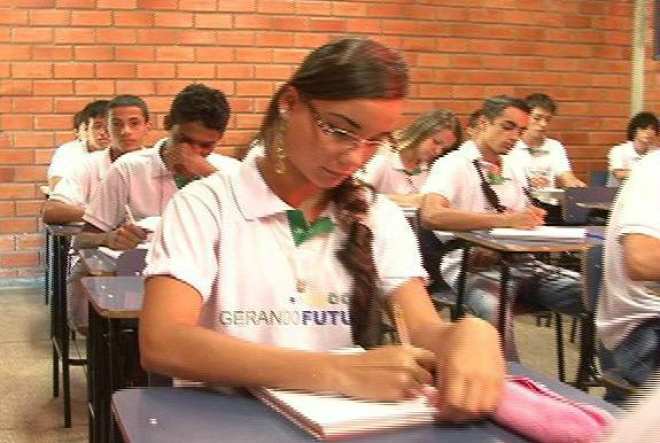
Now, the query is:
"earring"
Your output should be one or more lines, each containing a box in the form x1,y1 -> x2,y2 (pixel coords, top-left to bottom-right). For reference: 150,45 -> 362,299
274,141 -> 287,175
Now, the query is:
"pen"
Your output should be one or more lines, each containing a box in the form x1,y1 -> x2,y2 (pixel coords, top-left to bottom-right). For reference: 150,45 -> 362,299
125,204 -> 137,225
393,303 -> 411,345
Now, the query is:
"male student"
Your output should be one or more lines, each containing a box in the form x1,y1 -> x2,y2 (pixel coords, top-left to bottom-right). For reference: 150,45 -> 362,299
508,93 -> 585,189
47,100 -> 111,189
607,111 -> 659,187
465,108 -> 485,141
597,148 -> 660,403
42,95 -> 151,225
420,95 -> 583,357
69,83 -> 239,330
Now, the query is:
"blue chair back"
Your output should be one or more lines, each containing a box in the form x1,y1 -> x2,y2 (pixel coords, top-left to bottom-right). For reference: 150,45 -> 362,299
589,170 -> 609,187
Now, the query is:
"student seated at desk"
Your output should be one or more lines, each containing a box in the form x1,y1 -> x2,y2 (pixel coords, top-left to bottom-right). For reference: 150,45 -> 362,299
358,109 -> 461,208
507,93 -> 585,189
597,149 -> 660,404
69,83 -> 239,331
420,95 -> 583,359
140,38 -> 504,421
607,112 -> 659,187
47,100 -> 111,190
43,96 -> 149,225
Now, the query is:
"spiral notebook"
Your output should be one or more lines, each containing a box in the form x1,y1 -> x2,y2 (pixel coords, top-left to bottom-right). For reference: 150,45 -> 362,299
251,386 -> 436,441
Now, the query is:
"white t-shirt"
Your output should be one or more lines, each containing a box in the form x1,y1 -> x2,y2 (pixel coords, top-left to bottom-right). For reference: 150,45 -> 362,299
143,159 -> 426,351
84,147 -> 239,232
49,149 -> 112,207
507,138 -> 572,188
597,150 -> 660,350
421,140 -> 530,286
47,139 -> 88,180
359,152 -> 429,194
607,141 -> 645,187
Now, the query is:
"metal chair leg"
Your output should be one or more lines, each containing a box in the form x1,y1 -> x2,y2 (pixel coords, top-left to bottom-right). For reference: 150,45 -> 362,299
555,313 -> 566,383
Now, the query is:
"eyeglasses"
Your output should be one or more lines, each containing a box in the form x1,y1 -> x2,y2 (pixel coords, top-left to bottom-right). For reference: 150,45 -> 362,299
304,100 -> 394,150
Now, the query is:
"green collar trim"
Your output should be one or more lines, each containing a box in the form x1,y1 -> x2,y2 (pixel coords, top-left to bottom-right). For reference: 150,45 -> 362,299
403,167 -> 423,176
174,174 -> 197,190
286,210 -> 334,246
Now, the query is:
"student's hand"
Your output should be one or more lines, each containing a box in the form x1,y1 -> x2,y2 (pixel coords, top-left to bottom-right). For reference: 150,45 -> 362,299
328,345 -> 436,402
105,224 -> 147,250
529,176 -> 551,189
504,207 -> 545,229
171,144 -> 216,178
433,317 -> 505,422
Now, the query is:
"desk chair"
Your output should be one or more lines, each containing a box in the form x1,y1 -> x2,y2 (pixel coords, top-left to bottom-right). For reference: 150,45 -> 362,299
115,248 -> 148,277
561,187 -> 618,225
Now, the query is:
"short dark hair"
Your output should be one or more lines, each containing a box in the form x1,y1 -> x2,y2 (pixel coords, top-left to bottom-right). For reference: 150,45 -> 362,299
107,94 -> 150,122
467,109 -> 484,129
627,111 -> 660,140
164,83 -> 231,133
72,110 -> 85,130
524,93 -> 557,115
482,95 -> 530,122
82,100 -> 110,120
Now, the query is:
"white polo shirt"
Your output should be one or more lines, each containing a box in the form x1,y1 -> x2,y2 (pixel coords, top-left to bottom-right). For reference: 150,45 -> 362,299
359,152 -> 428,194
421,140 -> 529,287
507,138 -> 572,188
47,139 -> 88,180
607,141 -> 646,187
84,147 -> 239,232
597,150 -> 660,350
143,159 -> 426,351
49,148 -> 112,207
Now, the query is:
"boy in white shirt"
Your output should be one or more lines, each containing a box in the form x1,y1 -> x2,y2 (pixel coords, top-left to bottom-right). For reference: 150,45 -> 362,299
69,83 -> 238,330
421,95 -> 583,358
597,150 -> 660,403
47,100 -> 111,189
607,111 -> 659,187
508,93 -> 585,189
43,95 -> 151,225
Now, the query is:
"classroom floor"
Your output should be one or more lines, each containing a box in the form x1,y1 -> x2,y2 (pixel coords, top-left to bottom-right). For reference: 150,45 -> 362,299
0,285 -> 604,443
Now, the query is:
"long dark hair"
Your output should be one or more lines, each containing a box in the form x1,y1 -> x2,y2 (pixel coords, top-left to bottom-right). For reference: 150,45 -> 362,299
256,38 -> 409,348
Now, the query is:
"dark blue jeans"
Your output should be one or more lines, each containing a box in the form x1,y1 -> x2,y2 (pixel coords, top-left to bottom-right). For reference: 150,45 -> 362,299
599,319 -> 660,405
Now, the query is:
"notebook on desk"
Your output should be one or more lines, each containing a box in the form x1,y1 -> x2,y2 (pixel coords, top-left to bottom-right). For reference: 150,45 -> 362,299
487,227 -> 586,242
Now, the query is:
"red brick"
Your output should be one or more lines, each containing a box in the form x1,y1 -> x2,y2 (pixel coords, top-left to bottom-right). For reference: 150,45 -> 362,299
0,183 -> 35,199
71,10 -> 112,26
366,3 -> 404,18
272,48 -> 305,63
0,80 -> 33,95
137,0 -> 177,9
236,81 -> 275,97
156,46 -> 194,62
56,0 -> 95,7
13,62 -> 55,79
28,9 -> 70,25
0,115 -> 33,130
97,63 -> 136,79
332,2 -> 366,17
113,11 -> 154,26
13,166 -> 47,182
178,0 -> 216,11
53,62 -> 94,78
0,251 -> 39,268
12,27 -> 53,43
54,27 -> 96,44
0,167 -> 13,181
234,15 -> 272,29
0,45 -> 31,61
154,11 -> 194,27
53,99 -> 87,114
213,30 -> 254,46
235,47 -> 272,63
97,0 -> 137,9
257,0 -> 295,14
74,46 -> 114,61
177,63 -> 215,79
74,80 -> 115,95
255,31 -> 294,47
347,18 -> 381,34
0,234 -> 14,250
216,0 -> 255,12
34,148 -> 53,165
33,80 -> 73,96
35,114 -> 71,130
292,33 -> 329,49
115,80 -> 155,96
115,46 -> 155,61
32,45 -> 73,61
96,28 -> 137,44
254,65 -> 293,80
178,29 -> 216,45
137,63 -> 176,79
195,47 -> 233,62
295,0 -> 330,15
16,232 -> 44,248
309,18 -> 346,32
194,13 -> 232,29
0,8 -> 28,25
155,80 -> 197,95
16,0 -> 55,5
12,98 -> 53,113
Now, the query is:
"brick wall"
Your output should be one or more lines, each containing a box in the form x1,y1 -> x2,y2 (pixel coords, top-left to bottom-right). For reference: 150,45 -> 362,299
0,0 -> 635,280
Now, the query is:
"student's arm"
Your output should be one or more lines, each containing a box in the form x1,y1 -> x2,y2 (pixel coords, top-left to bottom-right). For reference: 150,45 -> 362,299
73,222 -> 146,250
420,193 -> 544,231
612,169 -> 630,181
140,275 -> 438,402
42,200 -> 84,225
623,234 -> 660,281
385,193 -> 423,208
393,278 -> 504,420
557,171 -> 586,188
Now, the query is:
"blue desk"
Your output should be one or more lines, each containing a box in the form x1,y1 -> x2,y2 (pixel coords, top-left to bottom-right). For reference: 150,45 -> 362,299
112,363 -> 617,443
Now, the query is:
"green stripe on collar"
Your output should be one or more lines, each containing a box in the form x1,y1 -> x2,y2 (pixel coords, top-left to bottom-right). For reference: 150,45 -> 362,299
286,210 -> 334,246
174,174 -> 197,190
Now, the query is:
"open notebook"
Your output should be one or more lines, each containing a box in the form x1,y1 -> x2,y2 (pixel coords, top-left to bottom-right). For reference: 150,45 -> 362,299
251,386 -> 436,440
487,227 -> 586,241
